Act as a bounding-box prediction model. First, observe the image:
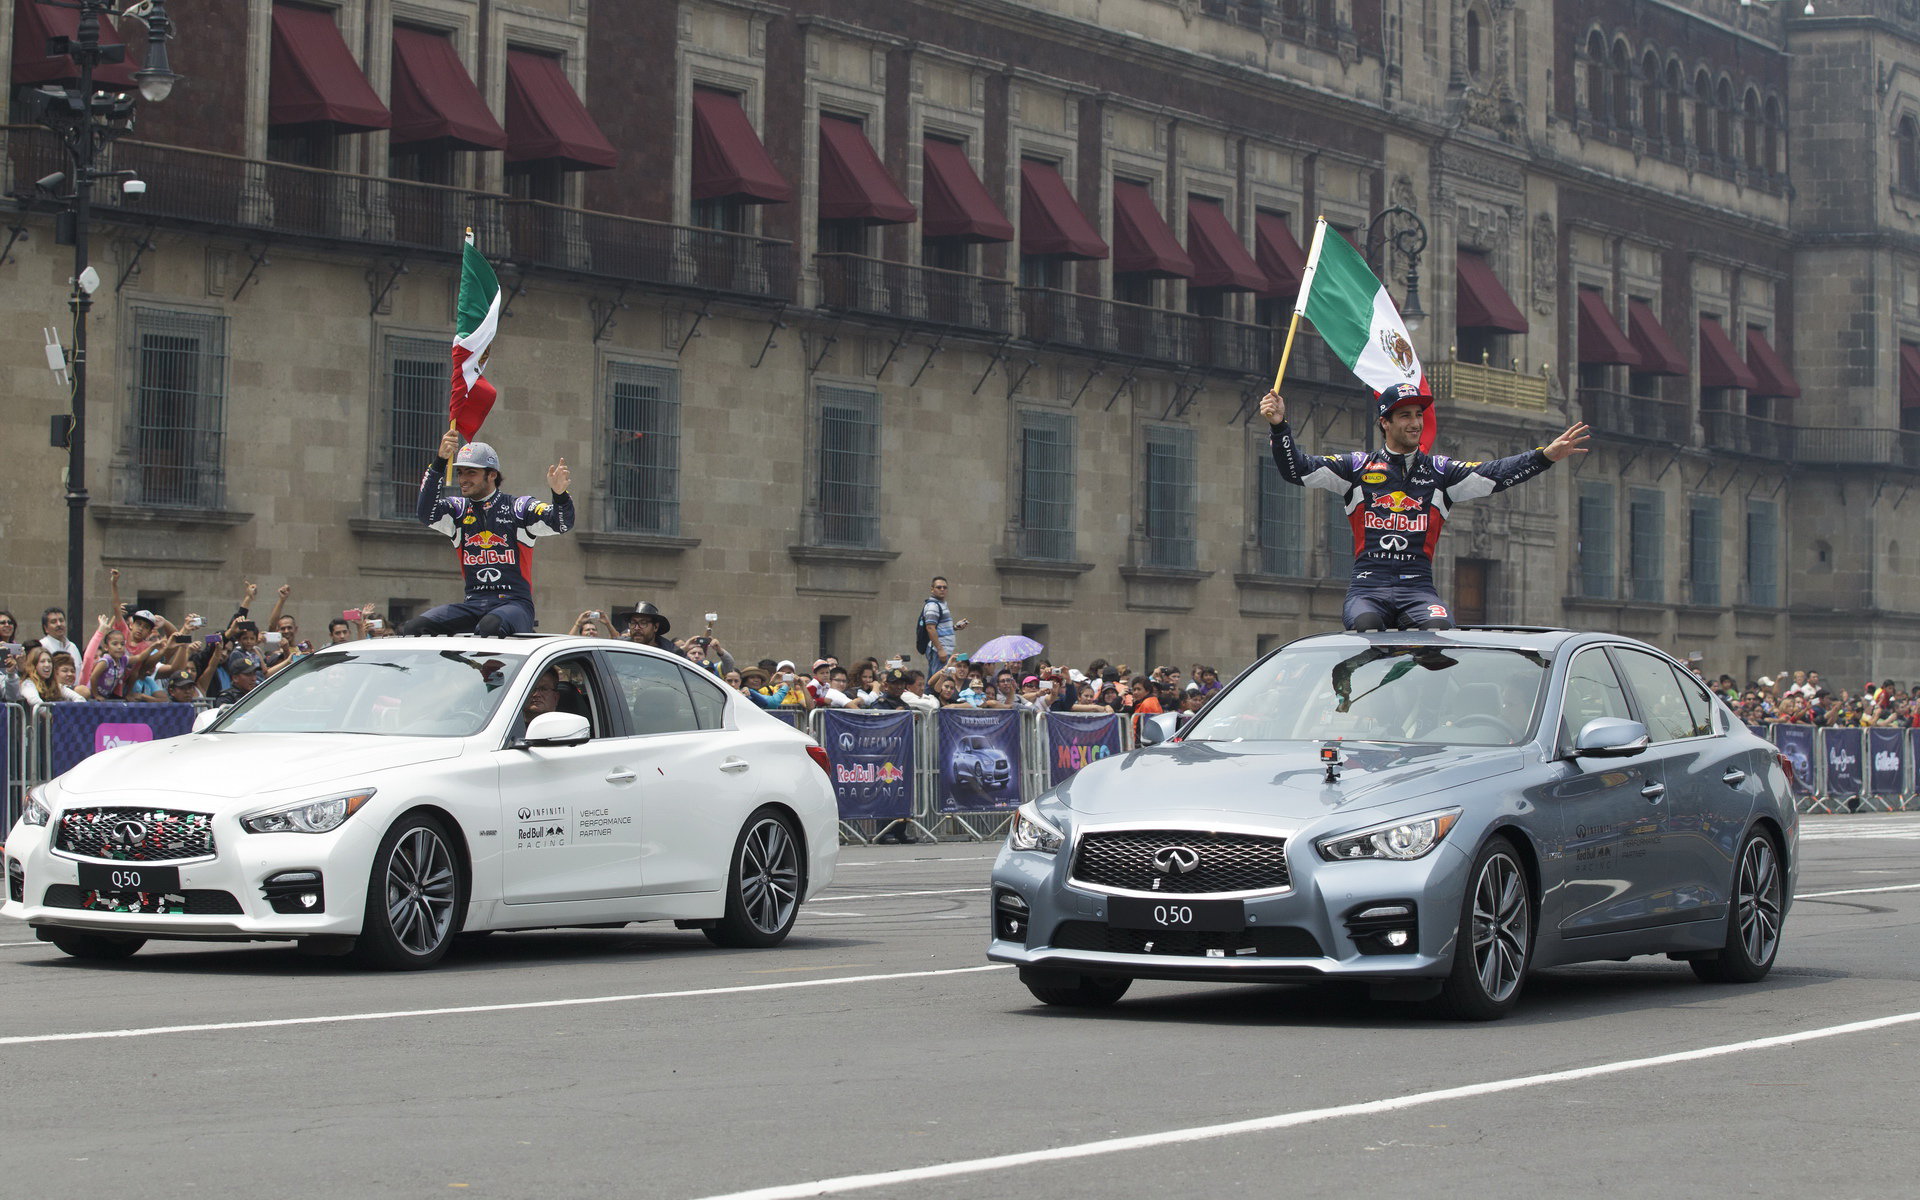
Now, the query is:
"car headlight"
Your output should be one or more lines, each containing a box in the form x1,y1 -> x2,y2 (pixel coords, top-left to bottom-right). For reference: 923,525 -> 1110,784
1317,808 -> 1462,862
240,789 -> 375,835
20,787 -> 51,827
1008,802 -> 1064,854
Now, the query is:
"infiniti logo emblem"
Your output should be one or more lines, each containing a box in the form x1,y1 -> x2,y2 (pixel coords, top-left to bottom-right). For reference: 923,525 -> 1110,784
1150,845 -> 1201,876
476,567 -> 503,583
110,820 -> 149,847
1379,533 -> 1409,552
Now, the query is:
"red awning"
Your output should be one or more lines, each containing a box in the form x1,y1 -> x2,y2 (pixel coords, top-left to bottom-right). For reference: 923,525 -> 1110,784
390,26 -> 506,150
1112,181 -> 1193,278
1698,316 -> 1760,390
1185,198 -> 1265,291
690,89 -> 791,204
266,4 -> 388,130
1902,344 -> 1920,408
1018,160 -> 1107,260
1254,212 -> 1307,301
1456,252 -> 1529,333
818,116 -> 915,224
12,1 -> 138,90
1627,299 -> 1689,376
921,139 -> 1012,242
1743,328 -> 1801,399
1577,288 -> 1640,367
503,49 -> 615,170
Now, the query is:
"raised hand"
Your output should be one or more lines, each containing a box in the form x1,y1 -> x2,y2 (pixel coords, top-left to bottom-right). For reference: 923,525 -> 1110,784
439,428 -> 463,460
1258,390 -> 1287,426
548,458 -> 570,494
278,584 -> 291,599
109,567 -> 121,585
1544,422 -> 1592,462
244,580 -> 259,601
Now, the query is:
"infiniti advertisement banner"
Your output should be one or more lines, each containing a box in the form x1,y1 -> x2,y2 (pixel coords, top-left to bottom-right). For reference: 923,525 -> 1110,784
818,709 -> 913,822
1771,724 -> 1815,799
936,708 -> 1022,813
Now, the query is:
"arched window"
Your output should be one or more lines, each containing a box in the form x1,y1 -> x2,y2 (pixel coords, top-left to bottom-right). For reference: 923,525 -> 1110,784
1696,69 -> 1715,155
1764,95 -> 1783,174
1899,115 -> 1920,194
1642,51 -> 1663,144
1743,89 -> 1761,168
1666,60 -> 1686,147
1466,10 -> 1482,77
1716,78 -> 1734,162
1586,32 -> 1608,119
1611,40 -> 1633,128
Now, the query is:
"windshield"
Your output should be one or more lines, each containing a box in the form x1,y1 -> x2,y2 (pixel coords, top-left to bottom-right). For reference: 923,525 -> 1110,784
210,646 -> 530,737
1185,644 -> 1549,747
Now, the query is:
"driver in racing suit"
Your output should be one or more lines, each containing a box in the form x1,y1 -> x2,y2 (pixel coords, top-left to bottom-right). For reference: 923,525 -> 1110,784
1261,382 -> 1589,631
403,429 -> 575,636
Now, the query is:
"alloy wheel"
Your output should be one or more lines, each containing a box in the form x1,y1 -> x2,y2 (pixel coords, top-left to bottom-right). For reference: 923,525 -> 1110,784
385,826 -> 456,956
738,818 -> 801,936
1735,836 -> 1783,966
1471,852 -> 1530,1003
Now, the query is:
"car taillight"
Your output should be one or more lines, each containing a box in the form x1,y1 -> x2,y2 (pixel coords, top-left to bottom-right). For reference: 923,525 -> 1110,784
1776,753 -> 1796,787
806,745 -> 832,776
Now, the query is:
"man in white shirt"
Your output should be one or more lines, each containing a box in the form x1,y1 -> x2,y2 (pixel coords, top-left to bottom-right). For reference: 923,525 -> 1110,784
39,607 -> 81,662
901,669 -> 939,714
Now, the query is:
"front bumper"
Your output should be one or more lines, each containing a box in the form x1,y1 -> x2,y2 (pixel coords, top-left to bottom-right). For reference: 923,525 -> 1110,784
987,835 -> 1472,985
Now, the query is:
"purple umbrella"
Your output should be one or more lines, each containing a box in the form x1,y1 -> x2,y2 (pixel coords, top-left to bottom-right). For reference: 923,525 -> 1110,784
971,634 -> 1044,665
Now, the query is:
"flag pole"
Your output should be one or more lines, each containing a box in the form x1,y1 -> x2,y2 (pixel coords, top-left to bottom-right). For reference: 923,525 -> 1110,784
1272,218 -> 1331,394
447,225 -> 473,486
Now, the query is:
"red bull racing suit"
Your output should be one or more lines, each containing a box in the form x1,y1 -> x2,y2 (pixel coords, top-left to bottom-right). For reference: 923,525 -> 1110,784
1269,422 -> 1553,630
410,463 -> 574,635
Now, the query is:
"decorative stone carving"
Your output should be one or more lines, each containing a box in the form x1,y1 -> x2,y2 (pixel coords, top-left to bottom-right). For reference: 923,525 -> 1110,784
1531,213 -> 1557,316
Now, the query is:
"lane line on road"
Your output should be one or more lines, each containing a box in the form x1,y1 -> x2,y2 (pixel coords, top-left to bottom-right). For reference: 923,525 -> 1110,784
813,888 -> 987,901
0,965 -> 1012,1048
835,856 -> 997,867
694,1009 -> 1920,1200
1794,882 -> 1920,899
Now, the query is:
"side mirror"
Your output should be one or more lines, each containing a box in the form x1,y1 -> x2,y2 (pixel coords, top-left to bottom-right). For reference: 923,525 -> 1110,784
1135,712 -> 1181,747
520,710 -> 590,748
1574,717 -> 1650,757
192,706 -> 226,733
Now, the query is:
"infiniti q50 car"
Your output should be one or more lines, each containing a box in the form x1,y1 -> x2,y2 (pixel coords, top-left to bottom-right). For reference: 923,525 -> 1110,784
988,629 -> 1797,1019
4,636 -> 838,969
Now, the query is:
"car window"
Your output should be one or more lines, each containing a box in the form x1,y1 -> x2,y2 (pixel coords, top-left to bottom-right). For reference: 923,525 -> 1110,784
1611,649 -> 1697,743
513,655 -> 606,739
1672,668 -> 1716,737
1559,649 -> 1633,750
678,665 -> 729,729
604,652 -> 700,736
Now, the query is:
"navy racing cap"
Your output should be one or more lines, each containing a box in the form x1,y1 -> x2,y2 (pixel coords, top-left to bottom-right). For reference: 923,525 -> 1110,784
1375,382 -> 1430,421
452,441 -> 501,471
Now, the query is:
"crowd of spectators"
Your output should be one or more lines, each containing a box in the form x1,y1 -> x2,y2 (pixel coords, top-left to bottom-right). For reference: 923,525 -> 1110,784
1721,669 -> 1920,729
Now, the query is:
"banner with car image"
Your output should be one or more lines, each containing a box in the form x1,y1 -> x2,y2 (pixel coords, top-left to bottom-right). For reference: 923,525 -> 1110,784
819,709 -> 913,822
1045,713 -> 1125,788
936,708 -> 1023,813
1770,724 -> 1816,799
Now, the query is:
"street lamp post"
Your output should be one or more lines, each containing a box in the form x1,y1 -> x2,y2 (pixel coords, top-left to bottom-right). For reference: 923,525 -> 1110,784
27,0 -> 176,625
1365,204 -> 1428,335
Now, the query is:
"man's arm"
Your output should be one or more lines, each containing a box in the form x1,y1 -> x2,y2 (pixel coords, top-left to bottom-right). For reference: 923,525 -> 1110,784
419,429 -> 464,535
265,584 -> 289,633
1260,391 -> 1361,491
1438,423 -> 1591,502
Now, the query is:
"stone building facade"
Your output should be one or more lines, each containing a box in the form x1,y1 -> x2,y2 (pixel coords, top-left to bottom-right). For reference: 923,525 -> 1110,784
2,0 -> 1917,682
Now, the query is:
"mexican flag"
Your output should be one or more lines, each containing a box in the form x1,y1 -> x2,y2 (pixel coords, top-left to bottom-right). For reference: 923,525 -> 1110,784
1295,218 -> 1434,451
449,230 -> 501,441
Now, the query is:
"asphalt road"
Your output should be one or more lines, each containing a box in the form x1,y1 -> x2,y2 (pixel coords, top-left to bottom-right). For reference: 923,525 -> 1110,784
4,814 -> 1920,1200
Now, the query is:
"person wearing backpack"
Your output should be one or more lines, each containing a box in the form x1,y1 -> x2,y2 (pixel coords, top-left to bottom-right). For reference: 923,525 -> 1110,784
918,575 -> 968,675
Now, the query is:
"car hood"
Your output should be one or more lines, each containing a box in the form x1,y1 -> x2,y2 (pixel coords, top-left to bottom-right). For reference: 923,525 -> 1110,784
1054,739 -> 1526,823
52,733 -> 468,803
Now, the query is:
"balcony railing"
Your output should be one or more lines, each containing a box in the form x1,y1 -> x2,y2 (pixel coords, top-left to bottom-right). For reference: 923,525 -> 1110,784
1017,288 -> 1275,375
1793,426 -> 1920,469
1430,359 -> 1550,410
505,201 -> 791,301
816,253 -> 1010,334
1578,388 -> 1692,445
1699,410 -> 1795,460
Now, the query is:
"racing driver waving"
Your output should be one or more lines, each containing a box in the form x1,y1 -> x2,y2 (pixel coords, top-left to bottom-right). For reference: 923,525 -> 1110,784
403,428 -> 575,636
1260,383 -> 1589,631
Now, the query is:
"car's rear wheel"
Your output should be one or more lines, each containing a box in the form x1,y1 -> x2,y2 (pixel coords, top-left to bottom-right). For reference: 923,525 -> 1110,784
1691,828 -> 1784,984
705,807 -> 803,948
1435,836 -> 1533,1020
1020,968 -> 1133,1008
47,930 -> 145,961
354,813 -> 463,970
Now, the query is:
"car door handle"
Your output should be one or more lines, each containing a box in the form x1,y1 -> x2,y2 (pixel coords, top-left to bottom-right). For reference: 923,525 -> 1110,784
1640,782 -> 1666,802
1722,767 -> 1747,786
605,769 -> 638,784
719,757 -> 750,773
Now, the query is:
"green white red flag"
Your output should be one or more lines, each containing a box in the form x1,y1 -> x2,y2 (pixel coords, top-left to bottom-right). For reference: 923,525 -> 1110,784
1295,218 -> 1435,451
449,230 -> 500,441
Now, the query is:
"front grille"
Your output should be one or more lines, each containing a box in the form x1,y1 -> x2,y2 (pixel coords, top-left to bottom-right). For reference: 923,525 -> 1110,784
55,807 -> 217,862
42,884 -> 244,915
1051,920 -> 1323,958
1071,829 -> 1291,894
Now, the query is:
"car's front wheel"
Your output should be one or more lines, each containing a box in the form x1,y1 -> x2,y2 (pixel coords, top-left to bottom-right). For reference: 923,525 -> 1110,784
46,930 -> 145,961
1691,828 -> 1784,984
354,813 -> 464,970
1435,835 -> 1534,1020
705,807 -> 803,948
1020,968 -> 1132,1008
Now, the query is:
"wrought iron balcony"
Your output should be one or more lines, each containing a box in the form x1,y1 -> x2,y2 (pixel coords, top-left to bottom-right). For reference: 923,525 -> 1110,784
1016,288 -> 1275,376
815,253 -> 1012,335
1430,359 -> 1550,410
1793,426 -> 1920,470
504,201 -> 791,301
1699,410 -> 1795,460
1578,388 -> 1692,445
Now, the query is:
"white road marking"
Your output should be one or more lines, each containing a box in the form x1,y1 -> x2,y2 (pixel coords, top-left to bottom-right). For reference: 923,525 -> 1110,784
835,855 -> 997,867
0,965 -> 1011,1048
1794,882 -> 1920,899
812,888 -> 988,902
0,941 -> 41,948
694,1009 -> 1920,1200
1799,817 -> 1920,840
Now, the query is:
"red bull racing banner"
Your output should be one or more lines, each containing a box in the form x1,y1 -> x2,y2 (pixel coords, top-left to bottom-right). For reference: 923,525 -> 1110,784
1045,713 -> 1124,788
936,708 -> 1023,814
46,702 -> 197,776
1868,728 -> 1906,802
818,710 -> 913,822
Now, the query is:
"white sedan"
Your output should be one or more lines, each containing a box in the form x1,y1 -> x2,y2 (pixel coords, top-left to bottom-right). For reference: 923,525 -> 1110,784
2,636 -> 838,968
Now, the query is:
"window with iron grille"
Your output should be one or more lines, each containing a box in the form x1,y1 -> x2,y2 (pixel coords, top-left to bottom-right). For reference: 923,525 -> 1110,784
1143,426 -> 1196,568
379,335 -> 445,518
1578,480 -> 1615,598
130,308 -> 227,508
606,362 -> 681,536
816,385 -> 881,548
1627,487 -> 1664,603
1689,494 -> 1721,605
1017,410 -> 1075,560
1322,494 -> 1353,581
1745,498 -> 1779,607
1257,452 -> 1307,576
